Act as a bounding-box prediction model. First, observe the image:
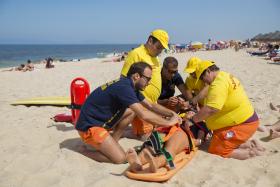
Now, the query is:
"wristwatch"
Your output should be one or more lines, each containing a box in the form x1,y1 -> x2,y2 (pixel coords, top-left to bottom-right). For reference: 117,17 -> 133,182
189,100 -> 194,106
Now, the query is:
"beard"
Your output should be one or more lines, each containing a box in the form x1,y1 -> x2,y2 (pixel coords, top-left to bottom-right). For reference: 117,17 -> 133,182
135,82 -> 145,91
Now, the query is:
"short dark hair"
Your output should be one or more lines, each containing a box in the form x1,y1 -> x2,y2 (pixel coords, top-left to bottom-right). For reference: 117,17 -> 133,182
127,62 -> 152,78
148,35 -> 159,44
163,56 -> 178,68
200,64 -> 220,78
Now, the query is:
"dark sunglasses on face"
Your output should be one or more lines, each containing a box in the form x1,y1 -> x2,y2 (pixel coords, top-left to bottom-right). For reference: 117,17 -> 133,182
168,69 -> 178,74
141,74 -> 152,82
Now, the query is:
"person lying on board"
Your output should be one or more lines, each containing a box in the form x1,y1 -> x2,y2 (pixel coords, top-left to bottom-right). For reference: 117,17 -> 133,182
75,62 -> 181,164
126,122 -> 195,173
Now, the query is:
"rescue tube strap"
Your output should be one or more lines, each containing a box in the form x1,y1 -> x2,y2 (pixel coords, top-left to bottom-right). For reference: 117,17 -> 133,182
180,124 -> 195,151
143,131 -> 175,169
68,103 -> 82,110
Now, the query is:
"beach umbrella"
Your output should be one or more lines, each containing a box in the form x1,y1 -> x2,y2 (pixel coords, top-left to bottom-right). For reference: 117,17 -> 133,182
191,41 -> 203,49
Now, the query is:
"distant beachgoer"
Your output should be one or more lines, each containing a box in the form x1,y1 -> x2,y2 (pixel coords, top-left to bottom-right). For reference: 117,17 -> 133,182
46,57 -> 54,68
207,39 -> 211,50
267,45 -> 280,59
3,63 -> 28,72
102,53 -> 127,63
249,44 -> 273,56
25,59 -> 34,71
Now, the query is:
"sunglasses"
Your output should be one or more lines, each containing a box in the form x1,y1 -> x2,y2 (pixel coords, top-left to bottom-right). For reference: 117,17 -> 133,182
141,74 -> 152,82
168,69 -> 178,74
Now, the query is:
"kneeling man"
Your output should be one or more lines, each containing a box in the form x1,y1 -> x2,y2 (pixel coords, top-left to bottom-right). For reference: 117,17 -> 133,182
76,62 -> 181,164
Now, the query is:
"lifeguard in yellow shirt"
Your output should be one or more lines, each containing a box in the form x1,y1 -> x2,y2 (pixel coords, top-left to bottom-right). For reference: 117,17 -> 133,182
184,60 -> 265,159
184,56 -> 209,106
121,29 -> 169,137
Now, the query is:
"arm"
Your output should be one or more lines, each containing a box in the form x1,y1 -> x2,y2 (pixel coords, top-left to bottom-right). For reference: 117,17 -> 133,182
158,96 -> 179,108
141,99 -> 174,117
190,85 -> 209,105
129,102 -> 180,127
191,105 -> 219,123
177,84 -> 190,100
157,98 -> 169,107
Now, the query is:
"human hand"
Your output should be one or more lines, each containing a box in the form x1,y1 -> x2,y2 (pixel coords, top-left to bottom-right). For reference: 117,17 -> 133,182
182,111 -> 195,121
169,112 -> 182,125
178,98 -> 190,110
167,97 -> 178,107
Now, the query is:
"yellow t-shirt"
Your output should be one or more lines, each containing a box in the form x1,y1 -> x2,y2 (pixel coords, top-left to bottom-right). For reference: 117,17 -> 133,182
121,45 -> 161,103
205,71 -> 254,130
185,76 -> 205,105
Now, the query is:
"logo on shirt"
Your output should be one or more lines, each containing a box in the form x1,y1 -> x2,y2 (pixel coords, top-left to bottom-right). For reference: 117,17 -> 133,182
101,78 -> 120,90
225,130 -> 235,139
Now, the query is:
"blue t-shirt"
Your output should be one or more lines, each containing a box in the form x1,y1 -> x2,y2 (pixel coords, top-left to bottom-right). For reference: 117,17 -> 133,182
159,72 -> 184,100
76,77 -> 145,131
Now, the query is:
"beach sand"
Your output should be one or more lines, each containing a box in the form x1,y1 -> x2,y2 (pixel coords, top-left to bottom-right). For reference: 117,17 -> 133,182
0,49 -> 280,187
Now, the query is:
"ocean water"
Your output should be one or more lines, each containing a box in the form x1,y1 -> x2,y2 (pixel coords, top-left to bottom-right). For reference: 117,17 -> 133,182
0,44 -> 138,68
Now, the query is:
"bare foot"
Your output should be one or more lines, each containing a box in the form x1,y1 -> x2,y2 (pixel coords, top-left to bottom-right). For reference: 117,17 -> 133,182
126,148 -> 142,172
251,148 -> 265,157
257,125 -> 268,132
269,129 -> 280,140
143,149 -> 157,173
270,103 -> 277,111
251,139 -> 266,152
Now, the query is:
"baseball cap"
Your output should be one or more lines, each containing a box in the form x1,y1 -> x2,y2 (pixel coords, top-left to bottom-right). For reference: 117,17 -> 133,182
195,60 -> 215,84
151,29 -> 169,49
184,57 -> 202,73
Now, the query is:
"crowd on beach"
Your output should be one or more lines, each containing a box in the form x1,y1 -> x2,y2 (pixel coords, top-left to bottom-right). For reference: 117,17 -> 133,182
71,29 -> 280,175
2,57 -> 56,72
247,43 -> 280,62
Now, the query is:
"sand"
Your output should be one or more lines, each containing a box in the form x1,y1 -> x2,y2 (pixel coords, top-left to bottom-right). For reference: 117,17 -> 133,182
0,48 -> 279,187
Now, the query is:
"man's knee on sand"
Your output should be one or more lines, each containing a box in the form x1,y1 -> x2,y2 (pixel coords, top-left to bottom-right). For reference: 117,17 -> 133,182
112,154 -> 127,164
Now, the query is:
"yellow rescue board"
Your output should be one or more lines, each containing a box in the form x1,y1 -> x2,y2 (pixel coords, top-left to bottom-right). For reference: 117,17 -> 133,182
11,96 -> 70,106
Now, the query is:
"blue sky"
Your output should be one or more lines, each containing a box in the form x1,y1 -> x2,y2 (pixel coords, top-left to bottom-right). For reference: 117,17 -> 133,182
0,0 -> 279,44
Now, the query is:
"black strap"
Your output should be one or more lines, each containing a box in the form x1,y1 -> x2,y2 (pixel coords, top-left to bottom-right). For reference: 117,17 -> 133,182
180,124 -> 194,151
143,131 -> 175,169
68,103 -> 82,110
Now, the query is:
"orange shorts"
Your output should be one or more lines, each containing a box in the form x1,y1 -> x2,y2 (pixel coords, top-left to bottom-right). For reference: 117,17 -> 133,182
78,126 -> 109,150
132,116 -> 154,136
208,120 -> 259,157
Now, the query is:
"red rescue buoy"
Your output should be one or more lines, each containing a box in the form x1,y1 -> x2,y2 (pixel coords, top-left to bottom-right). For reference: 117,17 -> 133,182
70,77 -> 90,125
